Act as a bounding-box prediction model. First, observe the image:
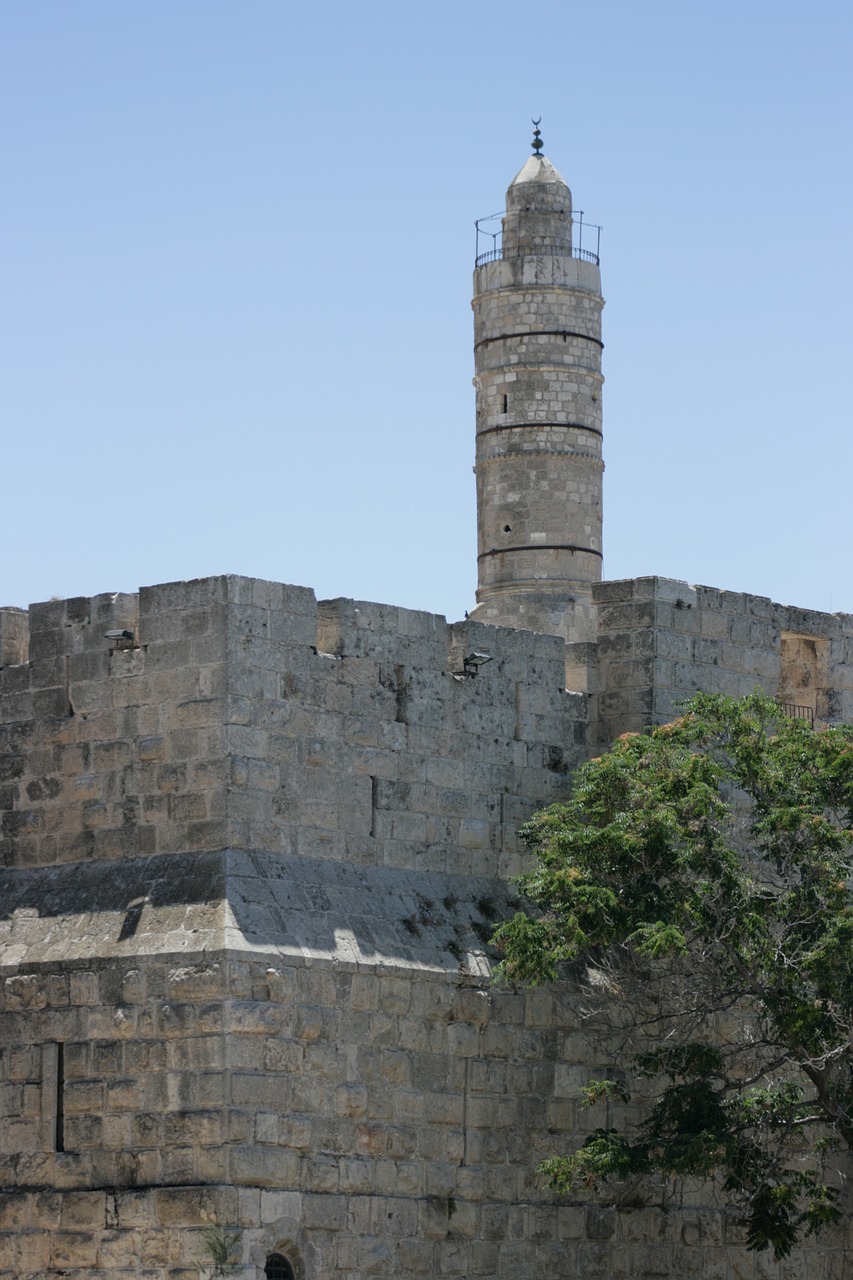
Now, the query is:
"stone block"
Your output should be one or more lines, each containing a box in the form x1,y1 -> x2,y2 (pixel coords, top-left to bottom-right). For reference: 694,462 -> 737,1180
0,609 -> 29,667
397,1237 -> 435,1274
300,1158 -> 342,1197
593,580 -> 636,604
49,1229 -> 99,1268
230,1144 -> 299,1188
256,1190 -> 301,1231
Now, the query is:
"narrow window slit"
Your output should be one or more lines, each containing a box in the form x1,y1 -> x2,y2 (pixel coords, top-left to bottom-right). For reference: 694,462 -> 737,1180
55,1042 -> 65,1152
64,655 -> 74,717
394,664 -> 408,724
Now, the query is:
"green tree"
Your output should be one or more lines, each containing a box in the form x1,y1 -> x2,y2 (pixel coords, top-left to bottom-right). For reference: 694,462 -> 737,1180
493,694 -> 853,1257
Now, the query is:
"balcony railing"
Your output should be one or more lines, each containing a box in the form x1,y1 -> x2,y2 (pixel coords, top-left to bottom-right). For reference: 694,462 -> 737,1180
475,243 -> 600,268
475,210 -> 602,268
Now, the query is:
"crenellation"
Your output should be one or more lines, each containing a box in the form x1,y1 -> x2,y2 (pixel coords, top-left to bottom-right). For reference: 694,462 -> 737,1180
587,574 -> 853,745
0,608 -> 29,669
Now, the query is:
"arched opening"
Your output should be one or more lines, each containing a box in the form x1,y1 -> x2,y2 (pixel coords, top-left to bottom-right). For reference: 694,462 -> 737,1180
265,1255 -> 295,1280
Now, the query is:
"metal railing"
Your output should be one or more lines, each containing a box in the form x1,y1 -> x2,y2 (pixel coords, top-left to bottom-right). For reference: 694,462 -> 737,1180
777,702 -> 815,724
475,209 -> 602,267
475,243 -> 600,268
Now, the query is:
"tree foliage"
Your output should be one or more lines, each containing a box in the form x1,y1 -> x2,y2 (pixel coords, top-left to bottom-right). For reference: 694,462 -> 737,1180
493,694 -> 853,1256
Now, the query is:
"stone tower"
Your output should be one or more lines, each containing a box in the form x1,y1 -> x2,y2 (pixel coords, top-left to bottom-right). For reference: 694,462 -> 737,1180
470,128 -> 604,644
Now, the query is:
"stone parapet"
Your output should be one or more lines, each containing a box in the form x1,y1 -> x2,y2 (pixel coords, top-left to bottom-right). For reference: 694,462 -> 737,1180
592,576 -> 853,744
0,576 -> 586,881
0,609 -> 28,668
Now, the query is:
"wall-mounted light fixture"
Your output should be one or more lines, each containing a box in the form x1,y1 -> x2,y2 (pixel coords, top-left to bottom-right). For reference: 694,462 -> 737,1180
452,651 -> 493,681
105,629 -> 135,650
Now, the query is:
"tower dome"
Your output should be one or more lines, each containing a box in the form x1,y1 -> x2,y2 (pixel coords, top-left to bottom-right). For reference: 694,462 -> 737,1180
502,154 -> 573,255
469,131 -> 604,647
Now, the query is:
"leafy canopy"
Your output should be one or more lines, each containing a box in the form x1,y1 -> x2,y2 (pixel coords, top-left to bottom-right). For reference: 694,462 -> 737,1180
493,694 -> 853,1257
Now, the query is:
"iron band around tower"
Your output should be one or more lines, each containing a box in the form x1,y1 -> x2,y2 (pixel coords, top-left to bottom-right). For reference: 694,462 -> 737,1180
473,329 -> 604,351
476,421 -> 603,440
475,365 -> 602,378
478,545 -> 604,561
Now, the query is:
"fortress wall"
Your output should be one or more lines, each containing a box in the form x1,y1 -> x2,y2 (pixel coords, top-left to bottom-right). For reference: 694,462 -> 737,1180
0,573 -> 601,1279
781,603 -> 853,723
593,576 -> 853,744
1,575 -> 587,883
229,589 -> 585,880
7,949 -> 850,1279
6,573 -> 853,1276
0,582 -> 229,869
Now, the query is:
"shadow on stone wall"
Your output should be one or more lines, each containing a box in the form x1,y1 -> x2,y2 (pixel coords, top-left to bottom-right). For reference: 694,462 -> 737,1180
0,849 -> 519,972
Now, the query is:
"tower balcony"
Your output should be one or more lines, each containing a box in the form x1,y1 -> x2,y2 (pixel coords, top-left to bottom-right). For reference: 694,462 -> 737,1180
475,211 -> 602,267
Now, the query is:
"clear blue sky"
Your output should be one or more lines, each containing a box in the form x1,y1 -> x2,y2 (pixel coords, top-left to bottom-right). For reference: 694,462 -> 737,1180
3,1 -> 851,621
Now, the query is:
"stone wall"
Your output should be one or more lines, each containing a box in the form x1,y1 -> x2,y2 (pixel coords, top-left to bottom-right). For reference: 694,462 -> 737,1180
0,574 -> 594,1279
7,951 -> 853,1279
0,576 -> 584,881
4,573 -> 853,1277
592,576 -> 853,745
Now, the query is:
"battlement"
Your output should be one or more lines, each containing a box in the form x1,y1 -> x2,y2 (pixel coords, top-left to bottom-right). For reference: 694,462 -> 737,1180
0,575 -> 590,981
592,576 -> 853,744
6,572 -> 852,889
0,575 -> 585,878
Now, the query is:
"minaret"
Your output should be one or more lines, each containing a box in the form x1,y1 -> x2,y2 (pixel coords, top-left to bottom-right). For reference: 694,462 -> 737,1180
470,125 -> 604,644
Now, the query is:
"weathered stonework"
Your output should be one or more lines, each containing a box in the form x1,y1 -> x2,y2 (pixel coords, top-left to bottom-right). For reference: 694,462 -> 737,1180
0,576 -> 595,1278
4,571 -> 853,1278
470,153 -> 604,645
3,140 -> 853,1279
590,576 -> 853,747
